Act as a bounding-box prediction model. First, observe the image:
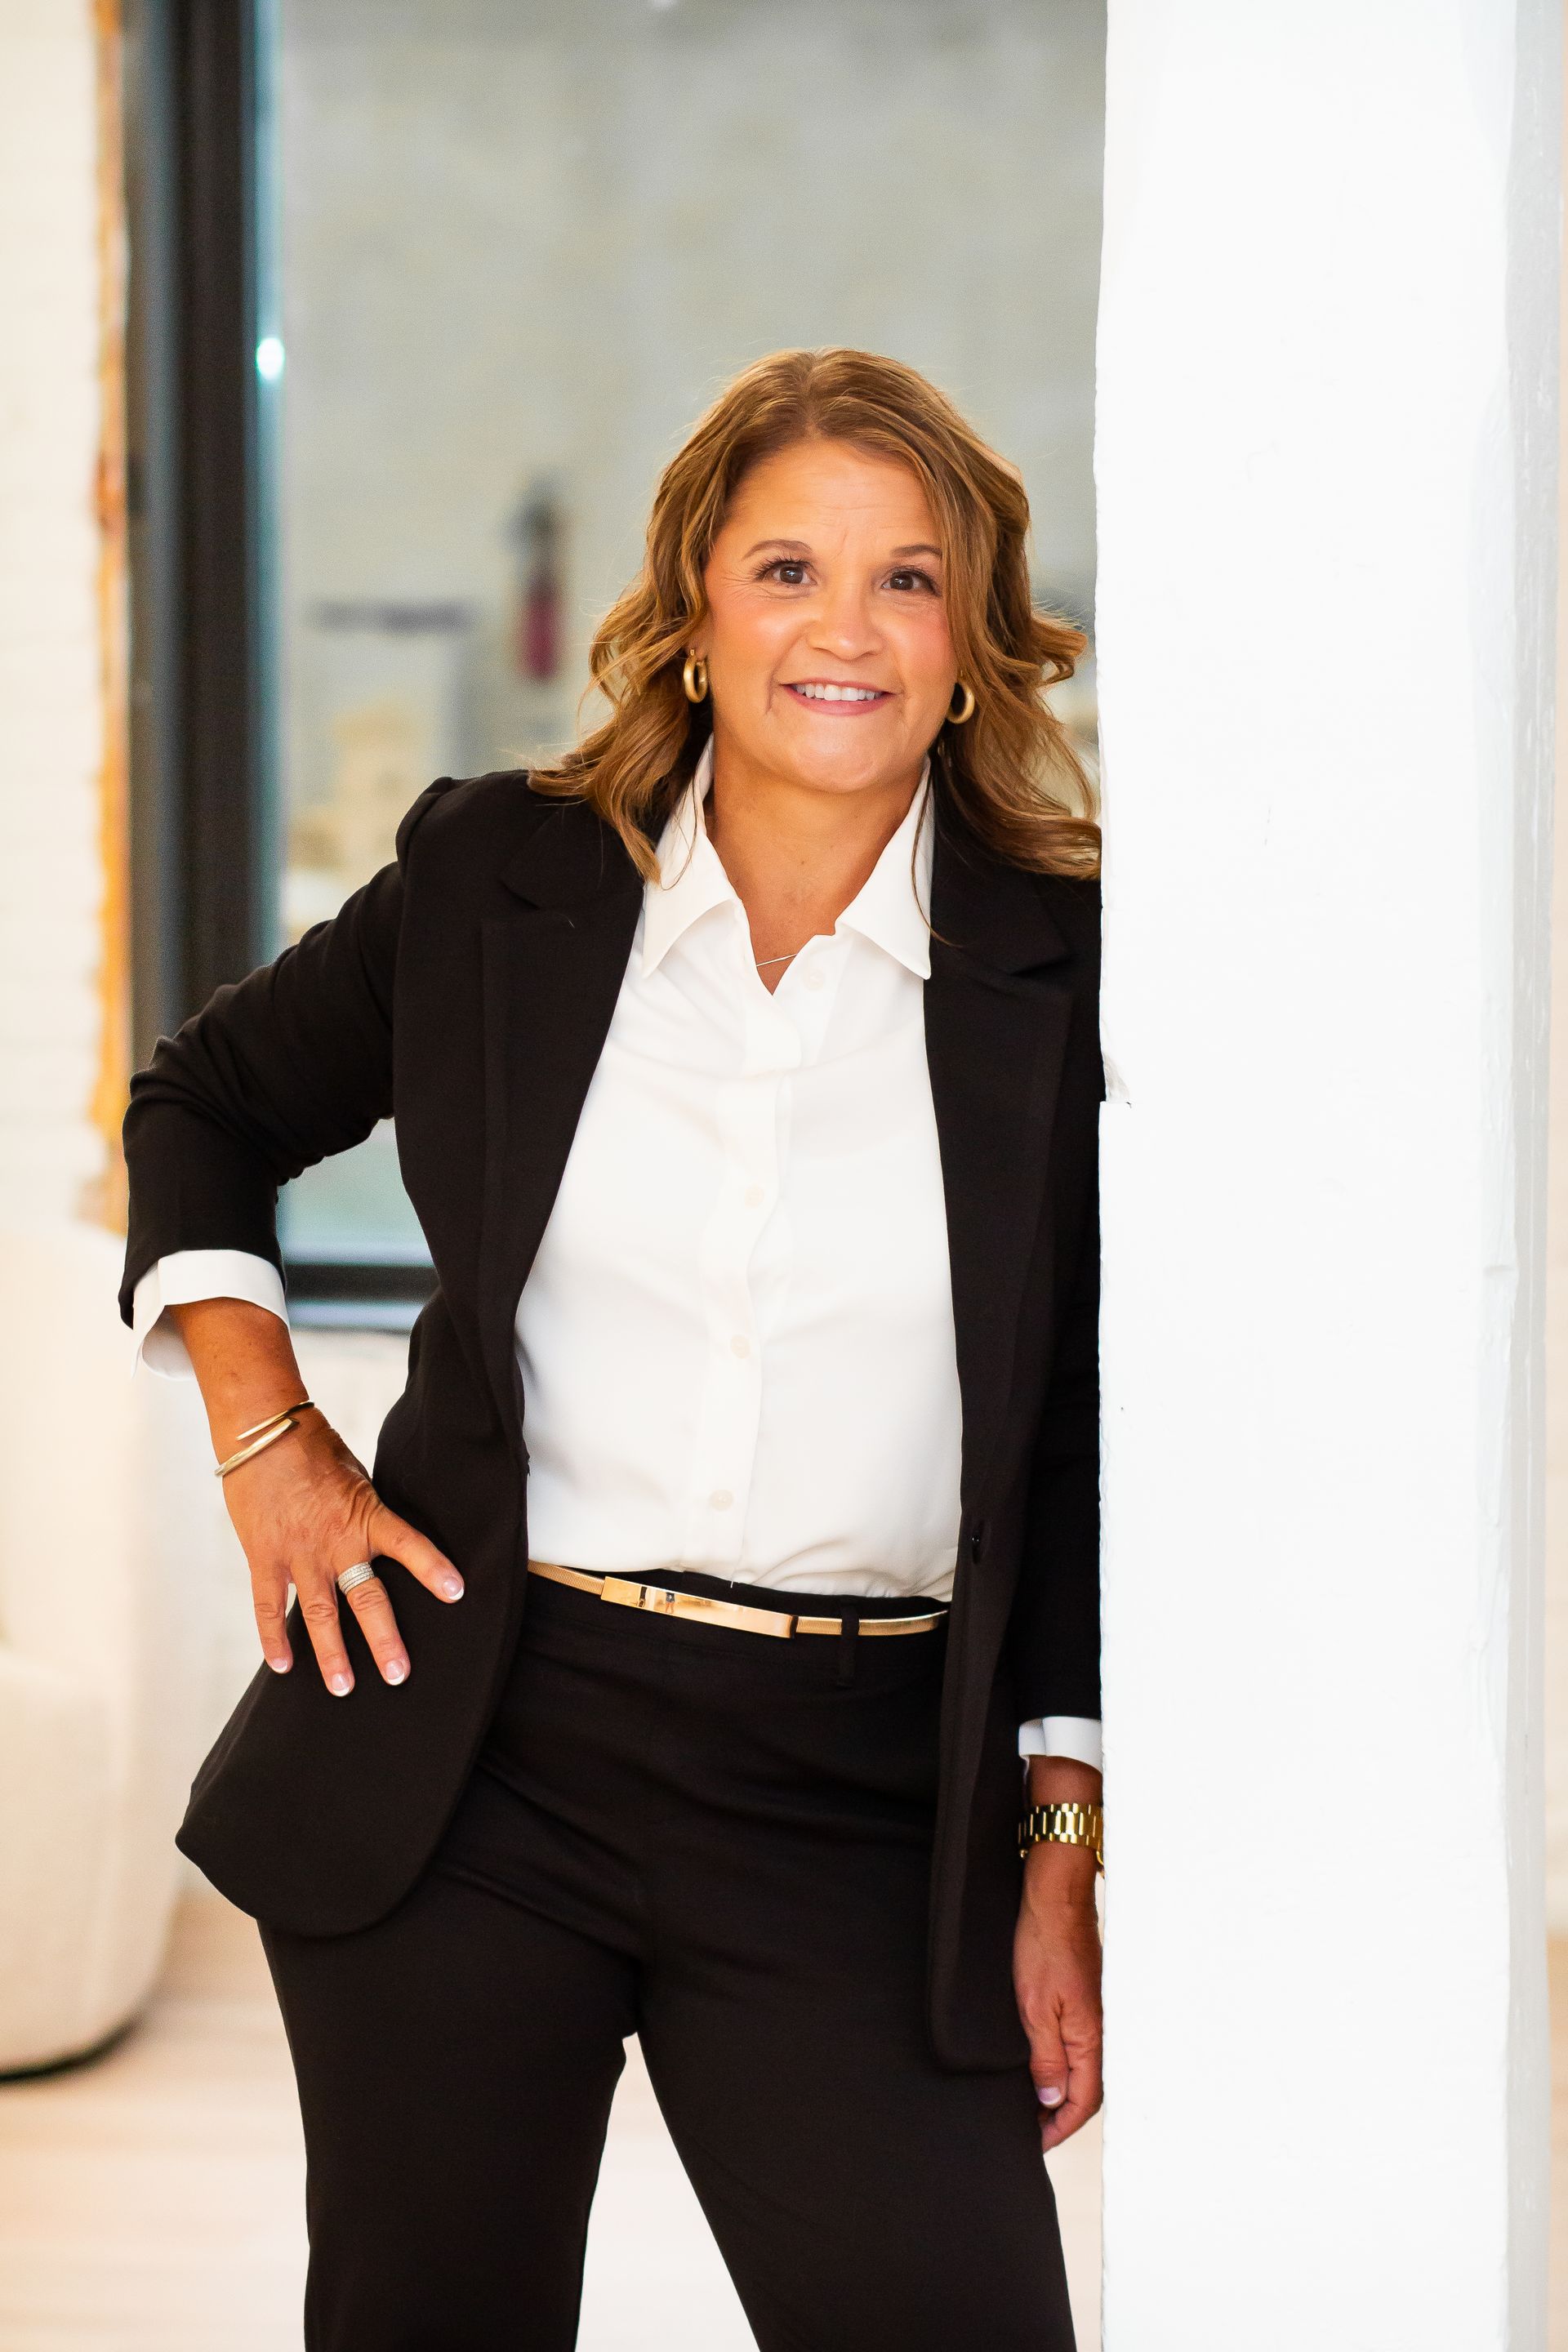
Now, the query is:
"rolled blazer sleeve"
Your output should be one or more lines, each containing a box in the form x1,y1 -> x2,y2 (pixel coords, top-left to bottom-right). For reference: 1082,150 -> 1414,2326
118,778 -> 457,1328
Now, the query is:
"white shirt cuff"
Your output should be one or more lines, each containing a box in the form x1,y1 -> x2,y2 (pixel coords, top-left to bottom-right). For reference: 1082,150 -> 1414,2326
131,1250 -> 289,1378
1018,1715 -> 1102,1771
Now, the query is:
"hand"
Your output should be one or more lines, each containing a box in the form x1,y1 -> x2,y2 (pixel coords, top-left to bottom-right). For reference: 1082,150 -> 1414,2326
167,1296 -> 464,1696
220,1408 -> 464,1695
1013,1833 -> 1103,2153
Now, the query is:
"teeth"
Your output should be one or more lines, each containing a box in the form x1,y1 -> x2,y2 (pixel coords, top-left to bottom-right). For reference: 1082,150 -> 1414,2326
795,683 -> 881,702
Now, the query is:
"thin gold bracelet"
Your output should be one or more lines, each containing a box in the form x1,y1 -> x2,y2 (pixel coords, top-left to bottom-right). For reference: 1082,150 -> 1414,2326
214,1412 -> 309,1480
234,1399 -> 313,1441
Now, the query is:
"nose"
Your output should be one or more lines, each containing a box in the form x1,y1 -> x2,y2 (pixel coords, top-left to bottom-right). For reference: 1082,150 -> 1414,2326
807,572 -> 884,664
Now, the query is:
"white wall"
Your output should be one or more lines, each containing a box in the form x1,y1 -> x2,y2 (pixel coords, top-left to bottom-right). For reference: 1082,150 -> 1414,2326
1542,1 -> 1568,1949
1096,2 -> 1557,2345
0,0 -> 113,1224
0,0 -> 225,2070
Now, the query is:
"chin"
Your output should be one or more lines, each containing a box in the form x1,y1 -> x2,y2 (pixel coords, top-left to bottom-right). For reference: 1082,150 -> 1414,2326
773,732 -> 913,796
788,759 -> 902,800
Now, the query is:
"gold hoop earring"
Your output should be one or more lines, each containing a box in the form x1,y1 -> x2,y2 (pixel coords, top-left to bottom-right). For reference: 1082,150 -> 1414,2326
682,652 -> 709,705
947,679 -> 976,725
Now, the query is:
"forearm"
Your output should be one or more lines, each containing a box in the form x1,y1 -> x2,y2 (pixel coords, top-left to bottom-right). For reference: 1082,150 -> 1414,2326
1015,1753 -> 1103,2145
1024,1753 -> 1102,1908
168,1298 -> 316,1458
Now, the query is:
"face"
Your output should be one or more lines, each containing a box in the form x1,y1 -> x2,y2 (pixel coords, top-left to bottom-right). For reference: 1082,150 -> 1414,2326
693,439 -> 959,805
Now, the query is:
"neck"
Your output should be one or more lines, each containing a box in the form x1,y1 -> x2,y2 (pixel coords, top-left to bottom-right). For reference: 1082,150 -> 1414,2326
703,730 -> 923,986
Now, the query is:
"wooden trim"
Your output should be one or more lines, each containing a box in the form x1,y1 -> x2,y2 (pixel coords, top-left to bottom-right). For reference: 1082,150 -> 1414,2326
84,0 -> 131,1232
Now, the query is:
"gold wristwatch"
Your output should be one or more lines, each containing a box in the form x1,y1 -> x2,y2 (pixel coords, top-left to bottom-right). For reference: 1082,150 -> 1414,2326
1018,1800 -> 1103,1871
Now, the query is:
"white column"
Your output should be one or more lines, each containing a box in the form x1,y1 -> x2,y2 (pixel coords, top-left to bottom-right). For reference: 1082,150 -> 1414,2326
0,0 -> 112,1222
1542,2 -> 1568,1959
1095,4 -> 1557,2346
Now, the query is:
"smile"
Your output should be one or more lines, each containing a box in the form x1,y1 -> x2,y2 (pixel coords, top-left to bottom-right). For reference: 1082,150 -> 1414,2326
782,682 -> 890,709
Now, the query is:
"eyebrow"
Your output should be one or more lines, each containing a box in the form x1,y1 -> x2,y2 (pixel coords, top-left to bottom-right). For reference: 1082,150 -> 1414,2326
738,537 -> 945,561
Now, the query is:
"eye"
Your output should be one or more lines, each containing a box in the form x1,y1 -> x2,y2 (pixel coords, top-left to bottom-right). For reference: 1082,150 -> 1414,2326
886,567 -> 939,595
759,559 -> 810,586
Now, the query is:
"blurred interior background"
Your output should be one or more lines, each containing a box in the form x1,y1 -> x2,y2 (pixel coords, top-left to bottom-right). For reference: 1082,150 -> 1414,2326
0,1 -> 1564,2347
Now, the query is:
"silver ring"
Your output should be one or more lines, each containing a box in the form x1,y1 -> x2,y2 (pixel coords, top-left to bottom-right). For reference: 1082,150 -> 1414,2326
336,1561 -> 376,1597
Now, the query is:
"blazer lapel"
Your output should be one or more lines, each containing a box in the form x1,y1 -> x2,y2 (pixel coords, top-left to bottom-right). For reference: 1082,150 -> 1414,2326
924,811 -> 1075,1520
476,802 -> 643,1442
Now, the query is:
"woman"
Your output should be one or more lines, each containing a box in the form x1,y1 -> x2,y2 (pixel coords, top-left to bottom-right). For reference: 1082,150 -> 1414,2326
121,347 -> 1104,2351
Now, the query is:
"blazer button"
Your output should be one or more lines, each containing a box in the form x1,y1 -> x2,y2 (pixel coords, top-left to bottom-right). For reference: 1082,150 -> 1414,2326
969,1521 -> 987,1562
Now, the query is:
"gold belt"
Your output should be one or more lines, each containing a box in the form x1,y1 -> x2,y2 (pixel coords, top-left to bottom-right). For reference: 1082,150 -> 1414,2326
527,1560 -> 946,1640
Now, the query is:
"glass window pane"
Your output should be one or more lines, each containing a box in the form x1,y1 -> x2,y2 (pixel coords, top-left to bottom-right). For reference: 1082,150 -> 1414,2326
269,0 -> 1105,1276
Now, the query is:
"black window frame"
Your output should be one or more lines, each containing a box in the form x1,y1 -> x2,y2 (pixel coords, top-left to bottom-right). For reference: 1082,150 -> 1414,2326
123,0 -> 434,1325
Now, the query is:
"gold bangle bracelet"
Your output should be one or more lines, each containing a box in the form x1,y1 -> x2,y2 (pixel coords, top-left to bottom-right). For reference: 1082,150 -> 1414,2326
233,1399 -> 313,1442
214,1414 -> 303,1480
1018,1801 -> 1104,1870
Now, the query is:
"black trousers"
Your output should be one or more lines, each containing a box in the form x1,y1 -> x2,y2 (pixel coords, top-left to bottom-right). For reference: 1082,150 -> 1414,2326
260,1570 -> 1075,2351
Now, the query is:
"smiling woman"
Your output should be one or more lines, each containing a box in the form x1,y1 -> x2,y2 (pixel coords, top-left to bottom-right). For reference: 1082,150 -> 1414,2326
121,341 -> 1105,2350
531,346 -> 1098,887
679,439 -> 966,986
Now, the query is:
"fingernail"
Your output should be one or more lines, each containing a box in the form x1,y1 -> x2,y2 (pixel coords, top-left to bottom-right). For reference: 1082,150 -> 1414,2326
267,1655 -> 291,1674
1037,2086 -> 1064,2108
329,1670 -> 352,1696
384,1658 -> 408,1685
442,1576 -> 464,1600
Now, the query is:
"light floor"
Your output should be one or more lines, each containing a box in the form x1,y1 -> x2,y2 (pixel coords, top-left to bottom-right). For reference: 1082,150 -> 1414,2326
0,1893 -> 1103,2351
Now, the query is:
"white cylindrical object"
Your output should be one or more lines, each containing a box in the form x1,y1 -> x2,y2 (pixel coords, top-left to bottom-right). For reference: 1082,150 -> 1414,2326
1096,2 -> 1557,2344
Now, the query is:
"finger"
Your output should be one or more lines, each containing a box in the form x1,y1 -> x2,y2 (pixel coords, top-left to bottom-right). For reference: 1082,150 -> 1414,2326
341,1572 -> 410,1686
1039,2043 -> 1103,2153
1040,2071 -> 1102,2151
1028,2022 -> 1070,2122
252,1570 -> 294,1675
296,1573 -> 355,1696
367,1503 -> 464,1601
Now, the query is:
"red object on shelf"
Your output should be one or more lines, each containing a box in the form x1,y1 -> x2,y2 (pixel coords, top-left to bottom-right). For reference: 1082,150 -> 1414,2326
519,580 -> 559,681
512,479 -> 565,682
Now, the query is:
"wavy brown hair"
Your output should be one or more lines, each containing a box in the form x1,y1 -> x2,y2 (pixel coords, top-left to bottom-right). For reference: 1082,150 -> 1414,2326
531,347 -> 1099,879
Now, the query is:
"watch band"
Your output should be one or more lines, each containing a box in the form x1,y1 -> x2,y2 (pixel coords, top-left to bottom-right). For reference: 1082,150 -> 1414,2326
1018,1800 -> 1104,1870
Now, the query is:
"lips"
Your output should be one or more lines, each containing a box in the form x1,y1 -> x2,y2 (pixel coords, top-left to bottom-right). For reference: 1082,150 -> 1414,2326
782,680 -> 891,710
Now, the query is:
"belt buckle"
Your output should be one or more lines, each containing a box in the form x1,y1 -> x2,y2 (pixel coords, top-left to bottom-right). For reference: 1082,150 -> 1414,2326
595,1576 -> 797,1639
599,1575 -> 653,1613
602,1576 -> 688,1620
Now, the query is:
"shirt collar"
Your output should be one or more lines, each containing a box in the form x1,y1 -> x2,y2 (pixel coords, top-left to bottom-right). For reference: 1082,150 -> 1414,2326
640,739 -> 736,975
835,760 -> 933,978
642,738 -> 933,981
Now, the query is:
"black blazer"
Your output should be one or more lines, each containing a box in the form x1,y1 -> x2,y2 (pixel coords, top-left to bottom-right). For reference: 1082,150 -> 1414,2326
119,771 -> 1102,2069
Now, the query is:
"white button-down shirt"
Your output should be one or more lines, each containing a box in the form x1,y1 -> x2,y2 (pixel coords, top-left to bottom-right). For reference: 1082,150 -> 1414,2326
134,743 -> 1100,1768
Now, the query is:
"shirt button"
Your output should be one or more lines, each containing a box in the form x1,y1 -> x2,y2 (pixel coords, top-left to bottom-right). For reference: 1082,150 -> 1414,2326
804,966 -> 825,992
730,1334 -> 751,1358
710,1489 -> 733,1512
744,1183 -> 765,1208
